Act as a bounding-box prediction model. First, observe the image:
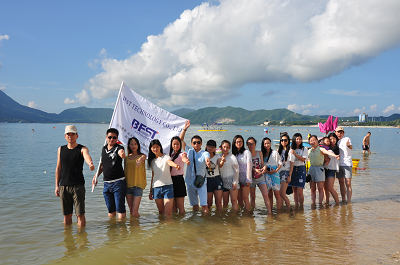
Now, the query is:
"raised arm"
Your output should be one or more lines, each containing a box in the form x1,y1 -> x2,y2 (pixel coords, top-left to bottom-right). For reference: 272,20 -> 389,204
167,160 -> 180,171
136,154 -> 147,167
320,148 -> 339,160
179,120 -> 190,150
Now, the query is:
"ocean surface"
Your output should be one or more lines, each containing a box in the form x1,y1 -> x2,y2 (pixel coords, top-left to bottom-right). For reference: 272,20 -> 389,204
0,123 -> 399,264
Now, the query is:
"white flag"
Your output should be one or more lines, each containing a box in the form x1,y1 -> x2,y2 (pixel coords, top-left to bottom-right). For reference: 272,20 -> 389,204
110,82 -> 187,156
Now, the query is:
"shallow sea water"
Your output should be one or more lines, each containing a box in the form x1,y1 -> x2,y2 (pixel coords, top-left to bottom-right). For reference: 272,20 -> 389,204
0,123 -> 399,264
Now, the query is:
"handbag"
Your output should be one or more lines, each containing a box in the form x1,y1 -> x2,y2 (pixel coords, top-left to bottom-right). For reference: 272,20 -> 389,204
192,150 -> 205,188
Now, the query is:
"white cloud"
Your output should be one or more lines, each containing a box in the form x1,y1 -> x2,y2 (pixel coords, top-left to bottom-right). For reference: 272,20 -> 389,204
28,101 -> 37,108
302,109 -> 312,115
382,104 -> 395,114
87,0 -> 400,108
64,98 -> 77,104
287,103 -> 319,112
326,89 -> 381,97
370,104 -> 377,112
0,34 -> 9,43
350,107 -> 365,116
0,86 -> 5,91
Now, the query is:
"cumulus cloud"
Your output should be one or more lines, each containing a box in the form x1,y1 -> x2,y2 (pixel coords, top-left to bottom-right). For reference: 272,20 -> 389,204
287,103 -> 319,112
86,0 -> 400,108
63,90 -> 92,105
28,101 -> 37,108
326,89 -> 381,97
0,86 -> 6,91
369,104 -> 377,112
382,104 -> 395,114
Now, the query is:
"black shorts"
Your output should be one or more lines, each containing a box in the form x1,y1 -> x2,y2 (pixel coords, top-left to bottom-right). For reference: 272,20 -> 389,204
362,145 -> 369,150
60,185 -> 85,216
171,175 -> 187,198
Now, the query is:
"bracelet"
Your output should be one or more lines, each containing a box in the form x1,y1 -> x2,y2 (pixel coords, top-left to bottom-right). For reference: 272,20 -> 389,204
183,129 -> 187,131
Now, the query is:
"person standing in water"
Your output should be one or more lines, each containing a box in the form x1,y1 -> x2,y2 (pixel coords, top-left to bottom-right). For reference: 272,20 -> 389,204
55,125 -> 95,227
362,132 -> 371,154
335,127 -> 353,203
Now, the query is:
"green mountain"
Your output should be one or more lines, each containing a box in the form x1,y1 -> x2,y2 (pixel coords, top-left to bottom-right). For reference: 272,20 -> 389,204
171,108 -> 196,116
181,106 -> 321,125
0,90 -> 113,123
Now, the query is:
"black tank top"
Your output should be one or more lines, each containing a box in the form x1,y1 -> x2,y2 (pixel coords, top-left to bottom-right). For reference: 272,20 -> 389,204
60,144 -> 85,186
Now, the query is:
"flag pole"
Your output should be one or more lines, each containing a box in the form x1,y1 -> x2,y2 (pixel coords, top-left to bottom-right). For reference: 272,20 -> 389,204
92,81 -> 125,192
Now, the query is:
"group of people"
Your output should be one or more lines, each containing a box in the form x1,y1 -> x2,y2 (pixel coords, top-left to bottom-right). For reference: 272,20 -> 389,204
55,123 -> 354,226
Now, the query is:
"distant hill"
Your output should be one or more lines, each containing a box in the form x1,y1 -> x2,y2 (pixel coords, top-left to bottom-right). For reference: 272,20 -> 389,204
181,106 -> 322,125
0,90 -> 113,123
172,108 -> 196,117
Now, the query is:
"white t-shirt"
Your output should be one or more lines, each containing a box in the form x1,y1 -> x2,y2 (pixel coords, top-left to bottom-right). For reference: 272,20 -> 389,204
207,154 -> 221,178
150,155 -> 173,188
279,150 -> 294,172
264,150 -> 282,168
289,147 -> 308,167
338,137 -> 352,167
326,149 -> 339,171
236,150 -> 252,184
219,153 -> 239,189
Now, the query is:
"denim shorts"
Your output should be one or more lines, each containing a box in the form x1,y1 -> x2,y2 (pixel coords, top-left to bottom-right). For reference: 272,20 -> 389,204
325,169 -> 336,178
336,166 -> 352,179
126,186 -> 143,197
288,165 -> 306,189
103,179 -> 126,214
309,166 -> 325,182
279,171 -> 290,182
153,184 -> 174,200
207,175 -> 223,192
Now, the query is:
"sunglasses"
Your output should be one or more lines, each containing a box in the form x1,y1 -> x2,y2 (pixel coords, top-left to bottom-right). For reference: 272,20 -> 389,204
280,139 -> 288,142
247,142 -> 254,146
108,136 -> 117,140
192,141 -> 201,145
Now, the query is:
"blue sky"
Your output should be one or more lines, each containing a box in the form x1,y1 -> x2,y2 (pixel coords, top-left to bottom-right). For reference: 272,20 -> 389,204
1,0 -> 399,118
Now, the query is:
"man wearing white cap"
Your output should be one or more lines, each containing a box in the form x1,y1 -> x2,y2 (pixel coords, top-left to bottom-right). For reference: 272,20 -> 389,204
335,126 -> 353,203
55,125 -> 95,227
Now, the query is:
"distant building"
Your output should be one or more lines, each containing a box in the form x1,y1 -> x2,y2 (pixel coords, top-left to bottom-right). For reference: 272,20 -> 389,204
359,112 -> 368,122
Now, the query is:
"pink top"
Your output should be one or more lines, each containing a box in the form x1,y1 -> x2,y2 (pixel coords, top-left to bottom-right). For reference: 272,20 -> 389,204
170,152 -> 186,176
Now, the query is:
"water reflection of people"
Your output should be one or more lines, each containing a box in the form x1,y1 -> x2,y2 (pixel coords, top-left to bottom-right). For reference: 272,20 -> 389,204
61,227 -> 89,260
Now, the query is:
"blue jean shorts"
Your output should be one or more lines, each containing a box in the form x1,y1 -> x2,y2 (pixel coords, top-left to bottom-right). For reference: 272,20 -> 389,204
126,186 -> 143,197
207,175 -> 223,192
153,184 -> 174,200
325,169 -> 336,178
309,166 -> 325,182
288,166 -> 306,189
103,179 -> 126,214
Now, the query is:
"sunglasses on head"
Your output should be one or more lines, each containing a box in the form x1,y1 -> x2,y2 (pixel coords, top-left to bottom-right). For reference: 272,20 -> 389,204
192,141 -> 201,145
280,139 -> 288,142
108,136 -> 117,140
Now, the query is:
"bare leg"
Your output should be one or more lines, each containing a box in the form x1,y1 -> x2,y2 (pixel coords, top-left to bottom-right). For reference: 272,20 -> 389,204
192,204 -> 200,211
274,190 -> 282,210
77,214 -> 86,227
172,199 -> 178,213
155,199 -> 165,215
280,181 -> 290,209
164,199 -> 174,217
345,178 -> 352,203
292,187 -> 299,208
237,188 -> 244,208
241,185 -> 251,211
258,184 -> 271,214
222,191 -> 230,208
230,189 -> 238,211
326,178 -> 339,204
324,181 -> 330,204
108,212 -> 116,218
126,194 -> 134,216
298,187 -> 304,208
131,196 -> 142,217
250,187 -> 256,208
338,178 -> 346,202
64,213 -> 73,226
175,197 -> 185,215
214,190 -> 223,210
207,192 -> 214,209
117,212 -> 126,220
268,189 -> 274,208
317,181 -> 325,205
310,181 -> 317,205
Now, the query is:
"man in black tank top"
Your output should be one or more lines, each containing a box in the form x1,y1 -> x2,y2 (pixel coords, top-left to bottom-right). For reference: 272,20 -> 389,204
55,125 -> 95,227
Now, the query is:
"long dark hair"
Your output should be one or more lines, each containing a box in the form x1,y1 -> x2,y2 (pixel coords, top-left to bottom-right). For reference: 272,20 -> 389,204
169,136 -> 182,162
261,137 -> 272,163
291,133 -> 304,150
327,132 -> 339,146
232,135 -> 245,156
278,134 -> 290,161
127,137 -> 142,155
148,139 -> 163,168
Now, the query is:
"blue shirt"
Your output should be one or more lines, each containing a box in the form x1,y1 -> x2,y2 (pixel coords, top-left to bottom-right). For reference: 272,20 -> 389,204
185,146 -> 210,185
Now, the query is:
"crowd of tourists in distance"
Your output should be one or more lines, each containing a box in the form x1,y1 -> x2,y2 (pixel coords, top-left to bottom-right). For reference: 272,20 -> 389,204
55,122 -> 354,226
